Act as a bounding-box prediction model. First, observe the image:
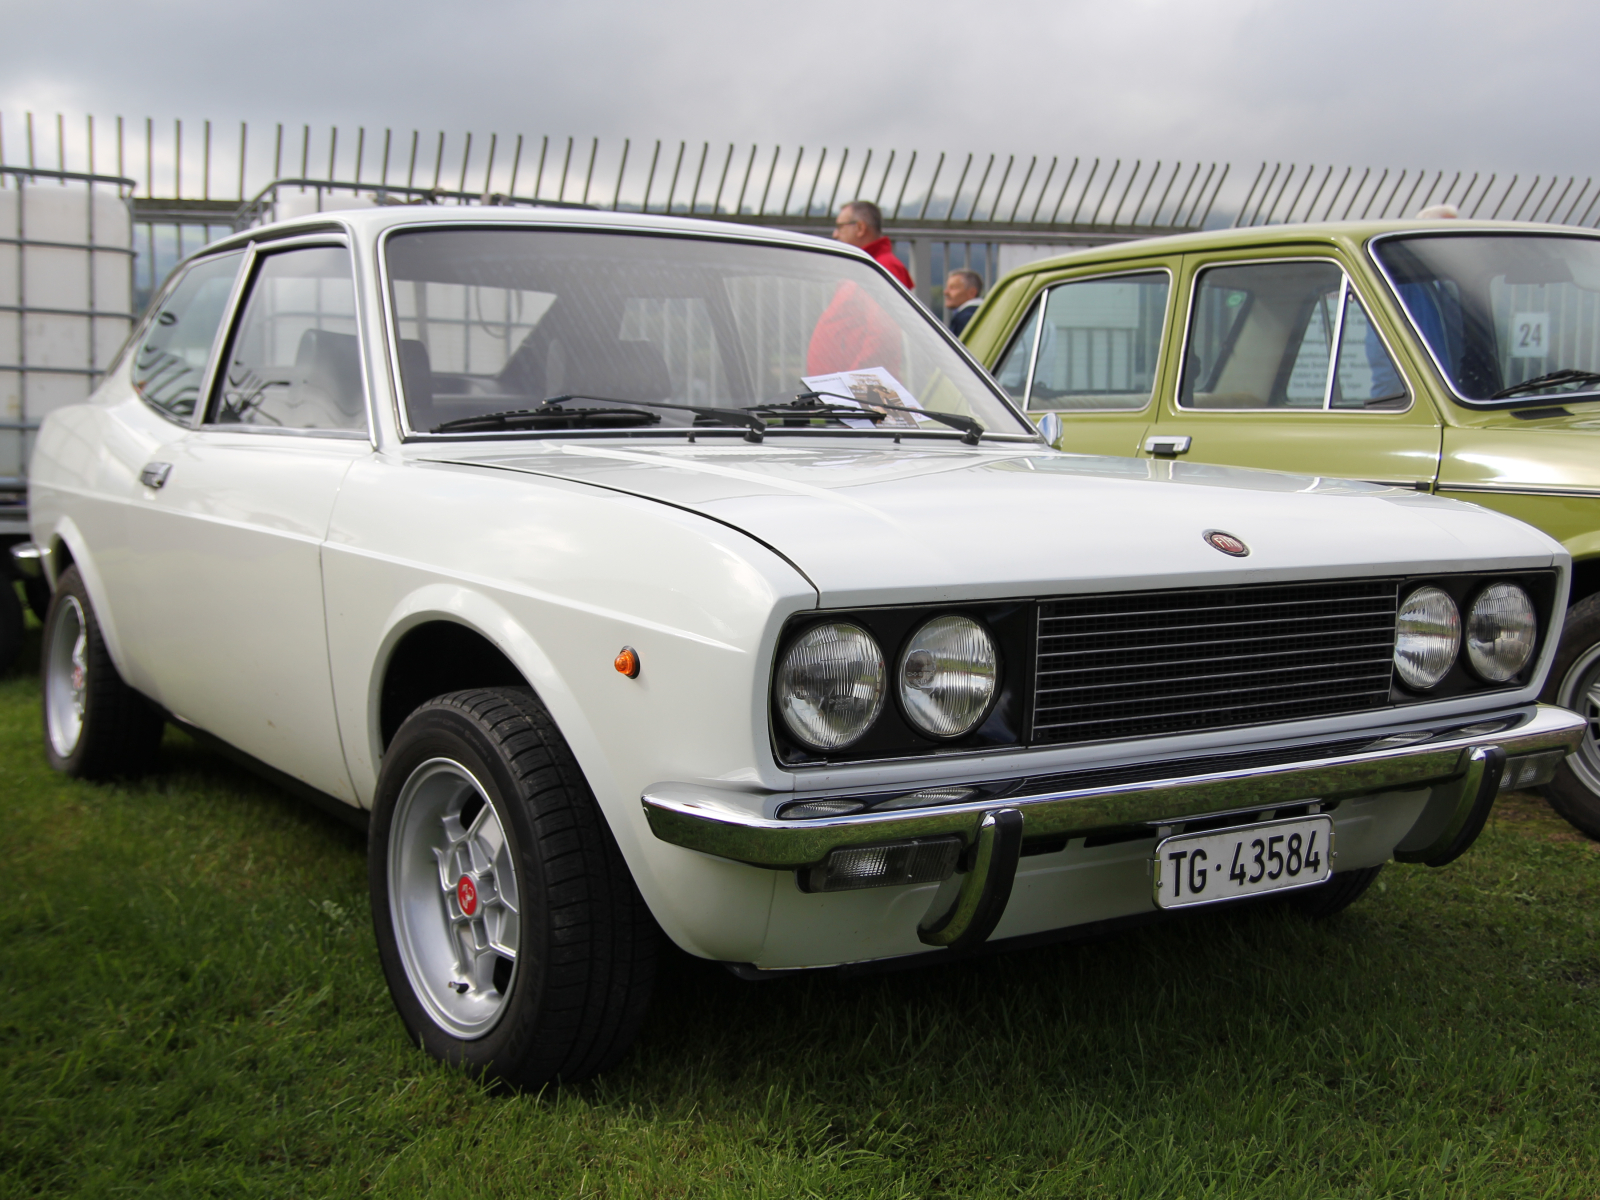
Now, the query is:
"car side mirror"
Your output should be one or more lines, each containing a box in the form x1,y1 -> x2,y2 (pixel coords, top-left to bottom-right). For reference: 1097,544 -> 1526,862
1036,411 -> 1062,448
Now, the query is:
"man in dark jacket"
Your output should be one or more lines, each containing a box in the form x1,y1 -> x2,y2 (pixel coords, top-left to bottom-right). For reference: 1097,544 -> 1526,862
944,269 -> 984,335
831,200 -> 913,288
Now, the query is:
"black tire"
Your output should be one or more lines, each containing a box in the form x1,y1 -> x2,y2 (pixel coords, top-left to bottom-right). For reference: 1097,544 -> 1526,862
40,566 -> 164,778
0,573 -> 21,675
1540,592 -> 1600,839
369,687 -> 658,1088
1291,865 -> 1383,918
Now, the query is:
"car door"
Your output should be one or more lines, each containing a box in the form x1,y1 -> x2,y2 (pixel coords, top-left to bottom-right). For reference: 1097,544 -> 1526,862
987,262 -> 1177,457
1143,252 -> 1442,487
119,237 -> 370,802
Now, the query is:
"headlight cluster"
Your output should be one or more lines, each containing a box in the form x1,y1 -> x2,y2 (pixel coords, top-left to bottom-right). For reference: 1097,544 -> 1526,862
774,615 -> 999,751
1394,581 -> 1537,690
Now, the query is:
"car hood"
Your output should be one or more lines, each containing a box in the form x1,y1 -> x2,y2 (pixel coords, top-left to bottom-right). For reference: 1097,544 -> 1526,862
432,441 -> 1561,606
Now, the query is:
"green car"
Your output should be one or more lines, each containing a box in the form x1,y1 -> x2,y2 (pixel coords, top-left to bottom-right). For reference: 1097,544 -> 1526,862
963,220 -> 1600,837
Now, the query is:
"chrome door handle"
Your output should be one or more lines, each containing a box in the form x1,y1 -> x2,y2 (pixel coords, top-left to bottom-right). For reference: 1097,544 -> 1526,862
1144,435 -> 1191,456
139,462 -> 172,489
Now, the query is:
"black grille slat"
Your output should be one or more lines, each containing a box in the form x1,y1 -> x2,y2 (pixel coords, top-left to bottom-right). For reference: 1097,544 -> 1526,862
1032,579 -> 1399,745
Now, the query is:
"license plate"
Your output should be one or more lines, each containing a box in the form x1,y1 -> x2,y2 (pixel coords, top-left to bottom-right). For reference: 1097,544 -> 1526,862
1153,815 -> 1334,910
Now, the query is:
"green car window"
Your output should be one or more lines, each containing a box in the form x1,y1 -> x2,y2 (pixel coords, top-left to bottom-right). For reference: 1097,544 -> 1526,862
1181,261 -> 1406,412
993,271 -> 1169,411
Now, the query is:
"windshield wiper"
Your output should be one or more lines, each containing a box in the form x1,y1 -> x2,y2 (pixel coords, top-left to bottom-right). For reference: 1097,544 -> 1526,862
1490,369 -> 1600,401
774,390 -> 986,445
431,394 -> 767,441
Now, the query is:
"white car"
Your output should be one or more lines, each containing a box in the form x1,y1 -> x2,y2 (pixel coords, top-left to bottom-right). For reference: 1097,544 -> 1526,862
20,207 -> 1584,1088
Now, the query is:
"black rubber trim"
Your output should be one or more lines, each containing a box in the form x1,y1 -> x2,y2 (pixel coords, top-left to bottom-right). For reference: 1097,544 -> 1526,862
1424,745 -> 1505,867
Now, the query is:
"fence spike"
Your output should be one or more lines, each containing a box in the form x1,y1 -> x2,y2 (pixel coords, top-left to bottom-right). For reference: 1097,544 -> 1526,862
1397,169 -> 1428,218
666,140 -> 687,213
481,133 -> 496,196
712,142 -> 735,214
691,141 -> 711,214
1467,173 -> 1495,218
642,140 -> 662,212
533,136 -> 549,199
1248,163 -> 1281,225
873,149 -> 896,206
581,138 -> 598,205
1300,165 -> 1333,223
1357,168 -> 1387,219
947,152 -> 974,223
917,151 -> 947,221
457,131 -> 472,193
734,143 -> 757,214
1195,163 -> 1228,228
506,133 -> 522,196
780,145 -> 804,215
893,149 -> 917,220
1561,178 -> 1591,225
986,154 -> 1014,222
1489,175 -> 1519,219
612,138 -> 629,211
1131,159 -> 1164,226
1168,162 -> 1201,227
757,144 -> 780,215
1027,156 -> 1057,224
966,154 -> 996,223
556,136 -> 573,202
825,148 -> 851,219
405,131 -> 418,190
238,122 -> 248,200
1109,159 -> 1141,225
382,128 -> 394,189
853,148 -> 872,202
1231,163 -> 1266,227
1069,158 -> 1100,224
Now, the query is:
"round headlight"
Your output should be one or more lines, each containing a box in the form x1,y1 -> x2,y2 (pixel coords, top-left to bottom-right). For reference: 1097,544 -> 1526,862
1394,586 -> 1461,690
1465,583 -> 1537,682
774,623 -> 886,751
897,615 -> 999,739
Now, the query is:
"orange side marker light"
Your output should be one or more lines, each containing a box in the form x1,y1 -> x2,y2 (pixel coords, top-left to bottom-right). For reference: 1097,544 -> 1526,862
614,646 -> 641,678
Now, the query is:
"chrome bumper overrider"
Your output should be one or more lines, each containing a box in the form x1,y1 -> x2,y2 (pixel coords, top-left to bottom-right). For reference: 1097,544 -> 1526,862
645,705 -> 1583,952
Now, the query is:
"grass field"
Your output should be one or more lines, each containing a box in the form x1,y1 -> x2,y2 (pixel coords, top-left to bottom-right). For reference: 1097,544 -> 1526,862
4,623 -> 1600,1199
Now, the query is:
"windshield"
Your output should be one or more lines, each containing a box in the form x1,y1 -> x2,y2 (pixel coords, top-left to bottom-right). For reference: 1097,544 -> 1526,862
383,227 -> 1029,436
1372,232 -> 1600,405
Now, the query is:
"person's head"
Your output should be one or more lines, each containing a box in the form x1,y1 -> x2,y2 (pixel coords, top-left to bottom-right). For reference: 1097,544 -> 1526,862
833,200 -> 883,247
1415,203 -> 1459,219
944,269 -> 983,310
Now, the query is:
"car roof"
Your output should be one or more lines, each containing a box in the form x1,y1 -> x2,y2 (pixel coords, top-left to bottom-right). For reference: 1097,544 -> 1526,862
997,219 -> 1600,279
199,203 -> 857,261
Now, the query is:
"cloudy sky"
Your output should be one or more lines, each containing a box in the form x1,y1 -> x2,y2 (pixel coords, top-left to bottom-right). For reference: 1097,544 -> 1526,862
3,0 -> 1597,218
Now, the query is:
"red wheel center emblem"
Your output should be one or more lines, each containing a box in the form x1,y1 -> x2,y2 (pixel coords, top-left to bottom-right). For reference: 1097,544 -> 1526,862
456,875 -> 478,916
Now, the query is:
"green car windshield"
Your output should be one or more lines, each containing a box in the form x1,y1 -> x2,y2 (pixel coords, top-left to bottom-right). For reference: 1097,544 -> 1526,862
1372,232 -> 1600,406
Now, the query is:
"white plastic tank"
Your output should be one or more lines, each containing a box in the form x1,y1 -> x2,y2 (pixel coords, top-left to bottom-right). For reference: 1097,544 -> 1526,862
0,181 -> 134,500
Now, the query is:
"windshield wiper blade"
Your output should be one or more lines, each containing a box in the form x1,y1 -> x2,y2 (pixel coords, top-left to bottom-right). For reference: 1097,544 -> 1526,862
786,390 -> 985,445
430,405 -> 662,433
432,394 -> 767,441
1490,369 -> 1600,401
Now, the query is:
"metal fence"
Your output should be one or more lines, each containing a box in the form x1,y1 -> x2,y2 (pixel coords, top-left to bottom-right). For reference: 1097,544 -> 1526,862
4,110 -> 1599,322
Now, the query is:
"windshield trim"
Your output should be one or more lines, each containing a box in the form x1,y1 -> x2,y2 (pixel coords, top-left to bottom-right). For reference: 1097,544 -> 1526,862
373,219 -> 1037,443
1367,228 -> 1600,411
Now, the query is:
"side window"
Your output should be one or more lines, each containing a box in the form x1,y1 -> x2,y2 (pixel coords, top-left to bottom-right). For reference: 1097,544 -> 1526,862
1331,292 -> 1408,409
992,296 -> 1041,403
1181,261 -> 1408,412
1029,272 -> 1170,411
211,246 -> 365,431
131,252 -> 244,419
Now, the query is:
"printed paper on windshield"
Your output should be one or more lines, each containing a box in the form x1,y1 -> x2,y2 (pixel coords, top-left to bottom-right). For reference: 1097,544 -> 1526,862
800,366 -> 927,429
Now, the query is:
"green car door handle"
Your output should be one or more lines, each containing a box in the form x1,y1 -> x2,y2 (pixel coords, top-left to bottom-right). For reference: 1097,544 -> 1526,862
1144,435 -> 1192,456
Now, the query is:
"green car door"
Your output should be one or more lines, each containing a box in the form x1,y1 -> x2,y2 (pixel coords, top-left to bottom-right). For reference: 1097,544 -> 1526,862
975,255 -> 1180,458
1141,248 -> 1442,487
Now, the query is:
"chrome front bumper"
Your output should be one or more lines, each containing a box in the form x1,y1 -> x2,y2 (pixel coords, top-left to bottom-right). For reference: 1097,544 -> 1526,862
643,704 -> 1584,950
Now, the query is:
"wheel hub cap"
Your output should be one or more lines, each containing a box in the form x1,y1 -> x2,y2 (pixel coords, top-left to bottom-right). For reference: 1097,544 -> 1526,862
44,595 -> 89,758
388,758 -> 521,1039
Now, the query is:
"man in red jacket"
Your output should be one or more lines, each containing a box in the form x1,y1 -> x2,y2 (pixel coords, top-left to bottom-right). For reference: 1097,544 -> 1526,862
806,200 -> 914,375
831,200 -> 913,287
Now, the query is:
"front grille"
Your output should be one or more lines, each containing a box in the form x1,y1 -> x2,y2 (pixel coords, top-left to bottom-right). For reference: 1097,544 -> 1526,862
1033,579 -> 1399,745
